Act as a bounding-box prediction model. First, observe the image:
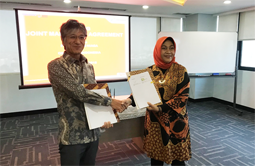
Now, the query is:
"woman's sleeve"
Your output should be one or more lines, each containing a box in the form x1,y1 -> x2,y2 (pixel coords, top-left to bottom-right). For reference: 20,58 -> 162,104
159,70 -> 190,114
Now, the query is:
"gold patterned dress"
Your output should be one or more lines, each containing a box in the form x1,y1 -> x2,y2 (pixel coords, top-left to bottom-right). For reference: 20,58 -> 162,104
131,63 -> 191,164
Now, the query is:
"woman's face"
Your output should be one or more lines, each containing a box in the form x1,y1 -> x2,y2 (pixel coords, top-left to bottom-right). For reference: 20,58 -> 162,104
160,40 -> 175,63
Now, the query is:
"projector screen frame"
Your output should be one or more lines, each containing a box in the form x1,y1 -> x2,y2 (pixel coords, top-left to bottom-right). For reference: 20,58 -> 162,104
15,8 -> 131,89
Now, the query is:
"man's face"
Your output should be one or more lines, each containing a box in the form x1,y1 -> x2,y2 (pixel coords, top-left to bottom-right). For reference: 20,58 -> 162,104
62,29 -> 86,57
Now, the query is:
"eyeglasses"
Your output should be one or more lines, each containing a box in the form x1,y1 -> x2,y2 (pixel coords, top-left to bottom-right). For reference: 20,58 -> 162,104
67,35 -> 87,41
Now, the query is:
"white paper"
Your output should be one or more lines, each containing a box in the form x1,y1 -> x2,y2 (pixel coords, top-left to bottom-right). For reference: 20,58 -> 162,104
128,71 -> 161,109
84,89 -> 117,130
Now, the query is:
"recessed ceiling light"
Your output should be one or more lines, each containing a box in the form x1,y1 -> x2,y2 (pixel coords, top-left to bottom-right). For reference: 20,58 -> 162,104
64,0 -> 71,3
143,5 -> 149,9
224,0 -> 231,4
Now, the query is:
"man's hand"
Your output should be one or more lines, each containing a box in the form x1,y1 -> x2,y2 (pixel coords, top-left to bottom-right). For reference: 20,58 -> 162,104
122,98 -> 132,108
147,102 -> 160,112
101,121 -> 113,129
118,98 -> 132,113
110,98 -> 125,112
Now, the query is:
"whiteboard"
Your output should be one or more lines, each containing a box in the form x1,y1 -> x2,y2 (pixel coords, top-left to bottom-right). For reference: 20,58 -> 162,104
158,32 -> 238,74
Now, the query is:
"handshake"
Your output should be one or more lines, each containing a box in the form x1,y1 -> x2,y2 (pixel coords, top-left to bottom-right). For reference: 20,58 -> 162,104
102,97 -> 160,129
110,98 -> 132,113
101,98 -> 131,129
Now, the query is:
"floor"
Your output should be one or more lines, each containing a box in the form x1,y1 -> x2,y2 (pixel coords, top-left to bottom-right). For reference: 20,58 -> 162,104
0,100 -> 254,166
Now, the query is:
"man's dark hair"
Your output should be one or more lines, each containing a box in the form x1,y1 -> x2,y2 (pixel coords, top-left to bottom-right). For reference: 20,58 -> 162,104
60,19 -> 87,42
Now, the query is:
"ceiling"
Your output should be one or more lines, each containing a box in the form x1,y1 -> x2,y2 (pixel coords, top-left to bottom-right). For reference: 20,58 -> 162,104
0,0 -> 254,17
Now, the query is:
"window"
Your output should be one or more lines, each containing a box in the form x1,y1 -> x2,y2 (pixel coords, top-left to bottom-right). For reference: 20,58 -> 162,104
238,40 -> 255,71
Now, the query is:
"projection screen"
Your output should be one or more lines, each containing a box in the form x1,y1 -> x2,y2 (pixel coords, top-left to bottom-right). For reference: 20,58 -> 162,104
15,9 -> 130,87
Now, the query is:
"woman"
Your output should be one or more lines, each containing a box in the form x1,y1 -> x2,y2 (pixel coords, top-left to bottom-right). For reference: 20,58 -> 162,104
122,36 -> 191,166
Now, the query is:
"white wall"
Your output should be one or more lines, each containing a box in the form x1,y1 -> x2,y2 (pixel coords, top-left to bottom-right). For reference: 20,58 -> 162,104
214,11 -> 255,109
181,12 -> 255,109
183,14 -> 218,99
1,9 -> 254,114
0,10 -> 20,73
238,10 -> 255,40
213,71 -> 255,109
182,14 -> 201,99
0,9 -> 157,114
0,10 -> 179,114
0,73 -> 57,114
130,17 -> 157,70
183,14 -> 198,31
160,17 -> 181,32
197,14 -> 217,32
218,13 -> 238,32
0,9 -> 58,114
183,14 -> 217,32
184,12 -> 255,109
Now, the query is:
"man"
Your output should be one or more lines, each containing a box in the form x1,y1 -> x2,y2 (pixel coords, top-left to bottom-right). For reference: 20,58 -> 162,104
48,19 -> 124,166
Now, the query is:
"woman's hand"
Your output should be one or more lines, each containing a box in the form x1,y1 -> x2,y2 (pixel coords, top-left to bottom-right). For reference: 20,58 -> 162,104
147,102 -> 160,112
101,121 -> 113,129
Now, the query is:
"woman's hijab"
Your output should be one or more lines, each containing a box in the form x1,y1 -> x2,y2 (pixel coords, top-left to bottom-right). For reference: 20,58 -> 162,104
153,36 -> 177,69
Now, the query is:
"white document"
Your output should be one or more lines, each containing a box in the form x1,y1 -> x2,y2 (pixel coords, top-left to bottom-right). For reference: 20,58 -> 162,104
84,89 -> 117,130
128,71 -> 161,109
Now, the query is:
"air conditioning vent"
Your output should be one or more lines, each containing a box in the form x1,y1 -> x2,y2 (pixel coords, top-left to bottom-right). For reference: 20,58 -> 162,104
174,13 -> 191,16
74,6 -> 126,12
0,1 -> 51,6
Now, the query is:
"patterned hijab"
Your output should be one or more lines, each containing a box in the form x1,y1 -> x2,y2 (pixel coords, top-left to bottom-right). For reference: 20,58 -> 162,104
153,36 -> 177,69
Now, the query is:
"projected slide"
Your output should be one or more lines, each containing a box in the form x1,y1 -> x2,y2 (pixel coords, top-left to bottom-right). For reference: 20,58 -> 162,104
16,10 -> 129,86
